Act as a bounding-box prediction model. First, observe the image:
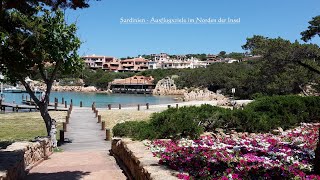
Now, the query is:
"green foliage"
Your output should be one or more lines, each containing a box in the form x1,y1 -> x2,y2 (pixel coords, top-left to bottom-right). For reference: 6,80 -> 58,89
113,96 -> 320,140
148,106 -> 204,139
226,52 -> 245,60
242,35 -> 320,75
218,51 -> 226,57
185,53 -> 207,61
112,121 -> 153,140
83,69 -> 135,89
301,15 -> 320,42
239,95 -> 320,132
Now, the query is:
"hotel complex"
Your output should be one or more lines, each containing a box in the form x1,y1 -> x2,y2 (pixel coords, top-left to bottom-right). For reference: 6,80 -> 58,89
82,53 -> 241,72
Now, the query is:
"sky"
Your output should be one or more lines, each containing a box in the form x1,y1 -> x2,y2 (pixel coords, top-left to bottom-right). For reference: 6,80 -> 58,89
65,0 -> 320,58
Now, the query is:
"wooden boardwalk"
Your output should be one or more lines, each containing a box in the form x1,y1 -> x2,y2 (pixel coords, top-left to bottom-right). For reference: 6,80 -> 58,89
27,107 -> 126,180
0,102 -> 68,112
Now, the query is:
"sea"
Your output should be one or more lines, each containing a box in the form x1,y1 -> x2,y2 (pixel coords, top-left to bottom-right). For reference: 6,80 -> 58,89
0,92 -> 179,108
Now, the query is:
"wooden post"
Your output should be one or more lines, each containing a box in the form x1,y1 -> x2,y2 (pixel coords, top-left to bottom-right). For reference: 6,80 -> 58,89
22,94 -> 24,101
105,128 -> 111,141
65,101 -> 67,108
62,97 -> 64,104
92,102 -> 95,110
70,99 -> 73,105
119,104 -> 121,109
80,101 -> 83,107
54,102 -> 58,110
95,110 -> 98,118
108,104 -> 111,110
70,104 -> 73,111
67,109 -> 71,117
98,115 -> 101,123
66,116 -> 69,124
146,103 -> 149,110
168,105 -> 171,109
176,104 -> 179,109
137,104 -> 140,111
101,121 -> 105,130
15,105 -> 19,112
59,130 -> 64,143
63,122 -> 67,132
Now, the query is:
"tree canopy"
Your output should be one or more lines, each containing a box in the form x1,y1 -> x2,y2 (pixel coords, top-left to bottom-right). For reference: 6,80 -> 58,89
0,6 -> 82,135
242,35 -> 320,75
301,15 -> 320,42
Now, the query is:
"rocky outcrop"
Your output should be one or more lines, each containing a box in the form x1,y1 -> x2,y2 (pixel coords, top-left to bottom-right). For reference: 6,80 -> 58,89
111,138 -> 179,180
153,77 -> 185,95
28,80 -> 98,92
50,85 -> 97,92
0,138 -> 52,180
183,89 -> 225,101
34,84 -> 98,92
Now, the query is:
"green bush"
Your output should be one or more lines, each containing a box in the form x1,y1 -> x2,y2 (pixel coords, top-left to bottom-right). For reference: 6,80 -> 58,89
112,121 -> 153,140
148,106 -> 204,139
236,95 -> 320,132
112,105 -> 231,140
112,96 -> 320,140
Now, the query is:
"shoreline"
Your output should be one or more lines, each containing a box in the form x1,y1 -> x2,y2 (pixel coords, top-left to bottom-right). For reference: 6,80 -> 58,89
96,100 -> 219,112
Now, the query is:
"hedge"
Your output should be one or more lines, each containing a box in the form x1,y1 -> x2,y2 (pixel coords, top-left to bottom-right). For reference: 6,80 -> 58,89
112,95 -> 320,140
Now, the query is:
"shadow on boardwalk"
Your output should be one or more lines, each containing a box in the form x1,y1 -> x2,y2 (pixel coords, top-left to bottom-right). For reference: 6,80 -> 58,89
26,171 -> 90,180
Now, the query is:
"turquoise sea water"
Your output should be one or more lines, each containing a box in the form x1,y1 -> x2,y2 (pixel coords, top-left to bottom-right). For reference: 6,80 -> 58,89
1,92 -> 179,108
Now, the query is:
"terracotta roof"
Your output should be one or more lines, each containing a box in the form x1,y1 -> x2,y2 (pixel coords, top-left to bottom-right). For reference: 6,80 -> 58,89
111,76 -> 154,85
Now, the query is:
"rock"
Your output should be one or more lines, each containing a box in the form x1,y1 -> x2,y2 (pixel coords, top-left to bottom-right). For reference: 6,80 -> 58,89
153,77 -> 185,95
183,88 -> 229,102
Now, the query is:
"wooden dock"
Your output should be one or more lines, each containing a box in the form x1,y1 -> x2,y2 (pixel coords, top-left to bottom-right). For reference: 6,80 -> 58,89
0,102 -> 68,112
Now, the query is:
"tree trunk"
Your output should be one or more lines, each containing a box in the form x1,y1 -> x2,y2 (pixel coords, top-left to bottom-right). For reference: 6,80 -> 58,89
19,77 -> 53,136
38,102 -> 52,136
315,127 -> 320,174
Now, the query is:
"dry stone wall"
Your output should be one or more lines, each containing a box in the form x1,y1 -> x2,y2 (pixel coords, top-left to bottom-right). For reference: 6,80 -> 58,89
111,138 -> 179,180
0,138 -> 52,180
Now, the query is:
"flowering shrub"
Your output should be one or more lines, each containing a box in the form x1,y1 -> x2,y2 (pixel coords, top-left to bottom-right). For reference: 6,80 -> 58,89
149,123 -> 320,179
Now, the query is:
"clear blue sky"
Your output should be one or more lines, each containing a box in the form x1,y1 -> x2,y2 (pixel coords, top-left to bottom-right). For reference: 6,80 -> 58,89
65,0 -> 320,58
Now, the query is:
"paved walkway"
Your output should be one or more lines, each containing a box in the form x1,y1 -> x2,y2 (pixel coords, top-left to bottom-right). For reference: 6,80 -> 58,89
27,107 -> 127,180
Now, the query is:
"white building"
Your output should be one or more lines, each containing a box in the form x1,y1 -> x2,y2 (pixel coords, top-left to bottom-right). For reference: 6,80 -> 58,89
151,53 -> 169,62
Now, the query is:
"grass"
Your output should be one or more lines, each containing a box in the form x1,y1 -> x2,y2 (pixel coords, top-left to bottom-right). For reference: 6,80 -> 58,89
100,109 -> 153,136
0,111 -> 67,142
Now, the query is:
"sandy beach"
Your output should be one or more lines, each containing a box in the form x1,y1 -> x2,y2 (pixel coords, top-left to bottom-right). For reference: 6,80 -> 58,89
97,100 -> 219,133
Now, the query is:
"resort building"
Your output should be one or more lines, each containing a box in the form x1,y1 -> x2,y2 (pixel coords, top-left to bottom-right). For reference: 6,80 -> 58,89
109,76 -> 156,94
82,53 -> 241,71
150,53 -> 169,62
206,54 -> 220,62
160,60 -> 191,69
148,61 -> 161,70
82,55 -> 149,72
102,58 -> 121,71
118,58 -> 149,72
82,55 -> 109,69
